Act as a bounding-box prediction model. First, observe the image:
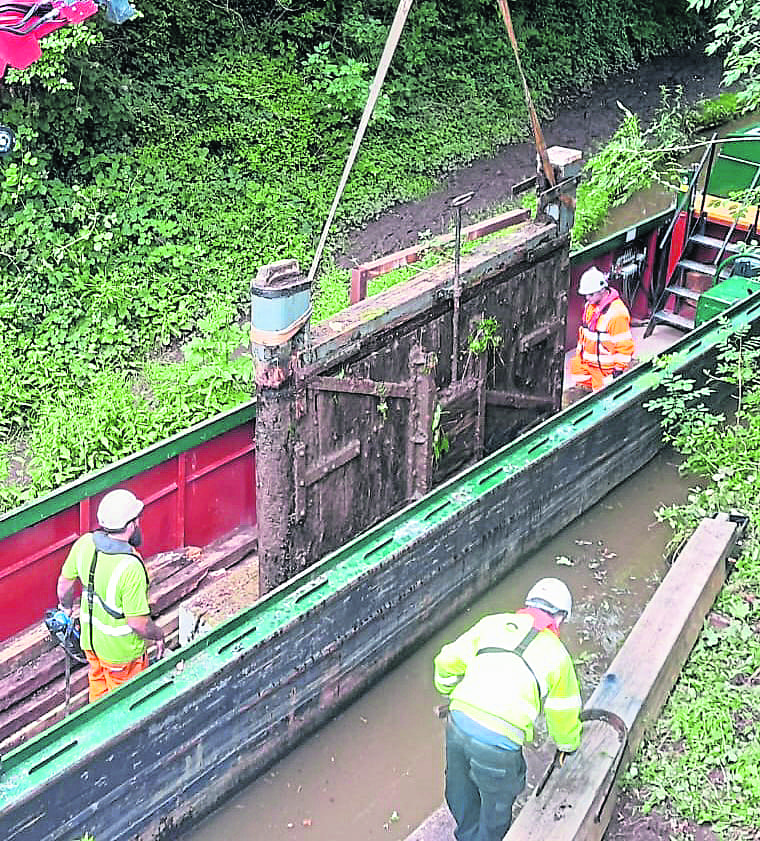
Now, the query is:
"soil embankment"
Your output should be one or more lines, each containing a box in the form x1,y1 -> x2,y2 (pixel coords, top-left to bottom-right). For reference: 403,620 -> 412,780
337,47 -> 727,268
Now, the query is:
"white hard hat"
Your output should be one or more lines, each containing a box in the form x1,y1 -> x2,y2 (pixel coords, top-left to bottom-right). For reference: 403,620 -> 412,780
578,266 -> 609,296
97,489 -> 144,531
525,578 -> 573,620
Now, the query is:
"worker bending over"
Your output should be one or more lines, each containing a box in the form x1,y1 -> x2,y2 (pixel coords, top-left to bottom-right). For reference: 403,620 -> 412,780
571,266 -> 634,392
56,488 -> 165,702
433,578 -> 582,841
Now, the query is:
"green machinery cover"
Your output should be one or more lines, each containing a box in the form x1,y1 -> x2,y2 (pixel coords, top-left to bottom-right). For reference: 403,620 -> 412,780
696,275 -> 760,326
707,123 -> 760,198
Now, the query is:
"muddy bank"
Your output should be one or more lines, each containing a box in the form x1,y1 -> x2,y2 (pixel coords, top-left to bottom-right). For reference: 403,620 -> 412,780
337,46 -> 727,267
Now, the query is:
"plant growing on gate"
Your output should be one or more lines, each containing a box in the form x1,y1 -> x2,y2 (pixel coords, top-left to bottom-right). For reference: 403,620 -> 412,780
431,403 -> 449,464
467,317 -> 503,356
376,381 -> 389,421
463,316 -> 504,384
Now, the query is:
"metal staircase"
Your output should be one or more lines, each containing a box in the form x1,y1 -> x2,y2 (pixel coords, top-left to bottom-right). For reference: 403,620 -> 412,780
644,132 -> 760,337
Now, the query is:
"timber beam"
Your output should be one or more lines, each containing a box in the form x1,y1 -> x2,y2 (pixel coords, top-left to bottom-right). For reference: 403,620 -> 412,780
308,375 -> 413,399
486,389 -> 555,409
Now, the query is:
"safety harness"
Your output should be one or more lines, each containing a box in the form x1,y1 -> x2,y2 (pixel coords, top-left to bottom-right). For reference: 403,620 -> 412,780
583,288 -> 620,375
83,539 -> 148,660
476,624 -> 542,698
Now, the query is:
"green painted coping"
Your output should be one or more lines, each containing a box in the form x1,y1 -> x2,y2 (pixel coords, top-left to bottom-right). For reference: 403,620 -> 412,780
570,208 -> 672,261
3,289 -> 760,801
0,401 -> 256,541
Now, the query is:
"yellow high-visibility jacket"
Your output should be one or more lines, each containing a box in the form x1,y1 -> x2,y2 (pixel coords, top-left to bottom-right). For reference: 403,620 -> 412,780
434,612 -> 582,751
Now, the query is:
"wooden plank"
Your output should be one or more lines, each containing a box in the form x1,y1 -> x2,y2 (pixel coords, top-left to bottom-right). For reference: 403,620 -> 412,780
518,319 -> 563,350
348,209 -> 532,303
486,389 -> 555,408
0,646 -> 68,714
0,624 -> 55,682
506,515 -> 741,840
309,376 -> 413,399
149,526 -> 257,614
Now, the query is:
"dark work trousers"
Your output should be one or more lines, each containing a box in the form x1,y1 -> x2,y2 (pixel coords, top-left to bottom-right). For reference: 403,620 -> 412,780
445,717 -> 527,841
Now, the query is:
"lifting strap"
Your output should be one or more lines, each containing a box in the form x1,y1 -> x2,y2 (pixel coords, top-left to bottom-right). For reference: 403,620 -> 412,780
495,0 -> 555,188
307,0 -> 415,285
476,625 -> 542,697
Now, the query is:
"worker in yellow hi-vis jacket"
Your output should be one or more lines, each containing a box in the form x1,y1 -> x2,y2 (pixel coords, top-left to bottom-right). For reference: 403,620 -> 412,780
433,578 -> 582,841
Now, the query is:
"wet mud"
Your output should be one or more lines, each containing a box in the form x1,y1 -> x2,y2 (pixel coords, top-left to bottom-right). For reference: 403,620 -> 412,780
337,47 -> 728,268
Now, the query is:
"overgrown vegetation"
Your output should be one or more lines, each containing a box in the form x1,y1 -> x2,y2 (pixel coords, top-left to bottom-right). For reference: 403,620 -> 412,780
571,87 -> 744,245
0,0 -> 723,511
690,0 -> 760,112
631,332 -> 760,837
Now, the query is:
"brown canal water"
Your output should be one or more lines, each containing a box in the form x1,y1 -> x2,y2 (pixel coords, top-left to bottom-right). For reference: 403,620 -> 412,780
183,451 -> 689,841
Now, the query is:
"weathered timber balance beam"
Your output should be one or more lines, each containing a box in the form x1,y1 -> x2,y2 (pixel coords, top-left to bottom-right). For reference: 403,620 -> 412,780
506,513 -> 745,840
1,294 -> 759,841
402,515 -> 746,841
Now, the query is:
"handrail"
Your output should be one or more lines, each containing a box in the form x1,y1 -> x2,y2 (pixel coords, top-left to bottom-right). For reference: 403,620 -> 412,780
658,133 -> 717,254
698,132 -> 719,219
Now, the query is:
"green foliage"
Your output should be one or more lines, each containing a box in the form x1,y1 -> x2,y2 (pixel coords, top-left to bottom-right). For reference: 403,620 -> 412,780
689,0 -> 760,112
303,43 -> 393,125
431,403 -> 449,463
571,87 -> 707,247
686,92 -> 742,130
635,332 -> 760,835
573,108 -> 659,245
4,24 -> 103,93
467,317 -> 503,356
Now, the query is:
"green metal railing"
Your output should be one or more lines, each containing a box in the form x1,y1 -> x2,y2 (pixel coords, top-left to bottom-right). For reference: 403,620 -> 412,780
0,401 -> 256,541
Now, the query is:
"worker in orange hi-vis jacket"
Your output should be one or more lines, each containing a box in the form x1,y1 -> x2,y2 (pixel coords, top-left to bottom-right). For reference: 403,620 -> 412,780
570,267 -> 634,392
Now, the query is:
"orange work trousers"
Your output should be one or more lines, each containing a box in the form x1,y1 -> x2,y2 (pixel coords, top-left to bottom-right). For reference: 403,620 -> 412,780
85,649 -> 149,702
570,353 -> 617,392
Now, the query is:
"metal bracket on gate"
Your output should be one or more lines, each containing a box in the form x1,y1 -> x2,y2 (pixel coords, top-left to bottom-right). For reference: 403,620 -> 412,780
294,439 -> 362,522
533,707 -> 628,820
580,707 -> 629,823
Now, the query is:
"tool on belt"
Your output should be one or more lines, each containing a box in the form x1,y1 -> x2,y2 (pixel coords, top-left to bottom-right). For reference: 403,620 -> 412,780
44,608 -> 87,714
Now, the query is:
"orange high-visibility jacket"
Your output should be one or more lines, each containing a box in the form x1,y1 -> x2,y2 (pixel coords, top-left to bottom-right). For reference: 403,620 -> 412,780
577,293 -> 633,375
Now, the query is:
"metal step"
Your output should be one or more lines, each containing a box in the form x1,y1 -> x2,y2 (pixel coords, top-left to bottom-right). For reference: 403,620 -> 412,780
663,284 -> 701,302
677,258 -> 732,279
651,310 -> 695,332
690,233 -> 742,253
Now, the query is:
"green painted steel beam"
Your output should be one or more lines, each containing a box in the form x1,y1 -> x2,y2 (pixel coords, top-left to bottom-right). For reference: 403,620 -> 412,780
3,290 -> 760,803
0,402 -> 256,541
570,208 -> 672,261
